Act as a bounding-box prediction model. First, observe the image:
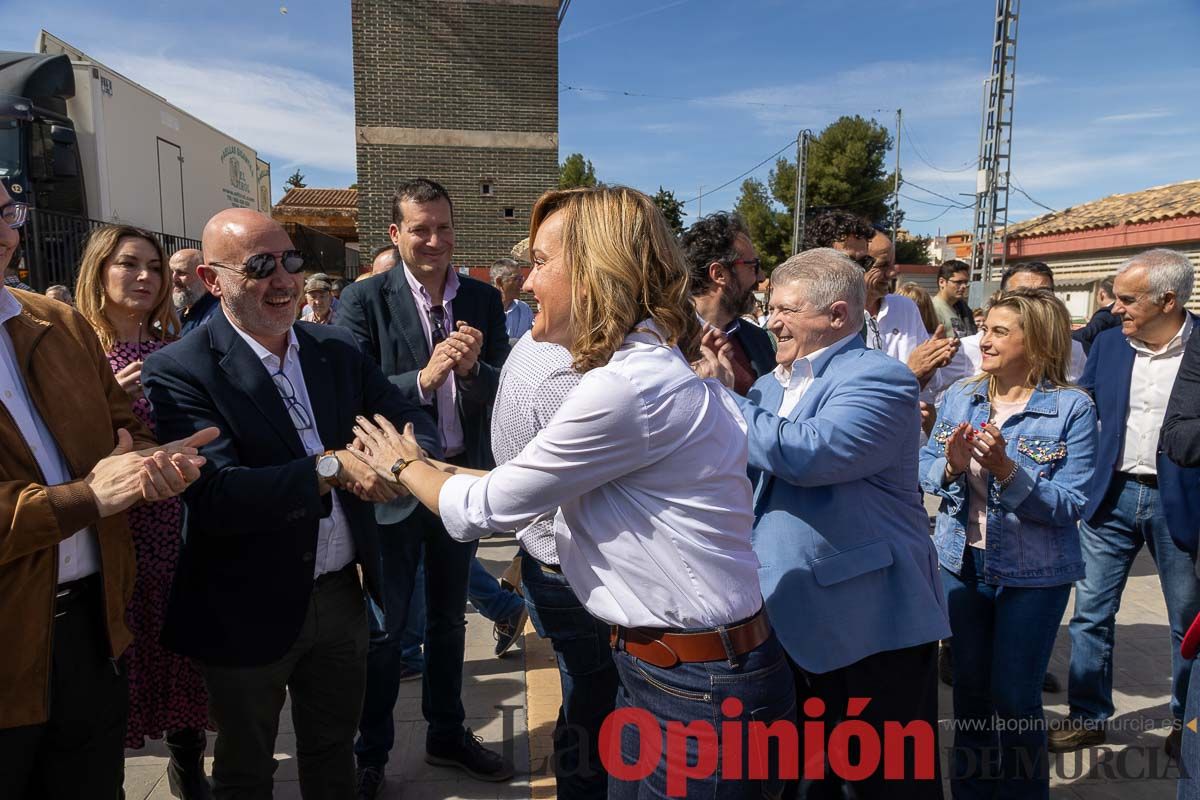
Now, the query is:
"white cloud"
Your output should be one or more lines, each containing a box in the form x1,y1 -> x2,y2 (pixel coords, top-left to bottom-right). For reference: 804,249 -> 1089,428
102,54 -> 355,175
1094,110 -> 1174,123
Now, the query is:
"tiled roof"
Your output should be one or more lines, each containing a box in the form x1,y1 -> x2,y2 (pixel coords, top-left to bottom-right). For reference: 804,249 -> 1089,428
1006,179 -> 1200,239
275,188 -> 358,209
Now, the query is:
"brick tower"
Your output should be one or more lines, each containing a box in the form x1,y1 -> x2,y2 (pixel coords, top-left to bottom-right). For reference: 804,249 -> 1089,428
351,0 -> 559,267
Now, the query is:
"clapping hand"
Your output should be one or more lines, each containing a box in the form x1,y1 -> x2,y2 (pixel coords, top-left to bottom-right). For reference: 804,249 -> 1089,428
114,361 -> 144,401
943,423 -> 975,478
970,422 -> 1014,476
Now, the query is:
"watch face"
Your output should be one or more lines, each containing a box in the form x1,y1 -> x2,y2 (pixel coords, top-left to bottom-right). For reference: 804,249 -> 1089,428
318,455 -> 340,478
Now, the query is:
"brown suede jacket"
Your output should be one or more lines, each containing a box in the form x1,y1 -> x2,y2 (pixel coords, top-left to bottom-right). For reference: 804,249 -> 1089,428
0,289 -> 155,728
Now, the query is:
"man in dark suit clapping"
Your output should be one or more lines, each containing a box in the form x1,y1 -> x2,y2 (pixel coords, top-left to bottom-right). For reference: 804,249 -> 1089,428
143,209 -> 441,800
337,179 -> 512,796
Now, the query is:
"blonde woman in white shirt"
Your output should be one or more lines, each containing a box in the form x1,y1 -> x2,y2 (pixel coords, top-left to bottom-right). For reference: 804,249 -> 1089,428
351,186 -> 795,799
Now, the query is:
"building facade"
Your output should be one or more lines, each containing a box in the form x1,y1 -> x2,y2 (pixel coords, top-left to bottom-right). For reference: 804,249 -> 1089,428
1003,179 -> 1200,320
351,0 -> 559,267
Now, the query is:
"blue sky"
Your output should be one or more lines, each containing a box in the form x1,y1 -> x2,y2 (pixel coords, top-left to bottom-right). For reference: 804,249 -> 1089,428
4,0 -> 1198,237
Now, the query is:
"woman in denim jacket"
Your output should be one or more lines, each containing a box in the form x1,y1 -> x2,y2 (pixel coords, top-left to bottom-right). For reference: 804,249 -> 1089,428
919,288 -> 1097,799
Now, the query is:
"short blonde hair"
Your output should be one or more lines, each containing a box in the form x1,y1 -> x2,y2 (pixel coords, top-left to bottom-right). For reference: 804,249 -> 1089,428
979,288 -> 1073,390
75,225 -> 178,351
529,186 -> 700,373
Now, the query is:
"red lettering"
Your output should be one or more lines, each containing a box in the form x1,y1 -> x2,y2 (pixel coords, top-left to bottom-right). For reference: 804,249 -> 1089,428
599,707 -> 660,782
749,719 -> 799,780
665,720 -> 718,797
720,697 -> 744,780
883,720 -> 937,780
802,696 -> 826,780
828,720 -> 882,782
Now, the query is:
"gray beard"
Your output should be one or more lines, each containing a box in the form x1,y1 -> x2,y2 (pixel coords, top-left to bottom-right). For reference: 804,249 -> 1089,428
173,287 -> 202,311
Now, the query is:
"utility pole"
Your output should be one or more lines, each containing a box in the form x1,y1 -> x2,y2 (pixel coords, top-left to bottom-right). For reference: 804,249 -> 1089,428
971,0 -> 1021,306
891,108 -> 902,242
791,129 -> 810,255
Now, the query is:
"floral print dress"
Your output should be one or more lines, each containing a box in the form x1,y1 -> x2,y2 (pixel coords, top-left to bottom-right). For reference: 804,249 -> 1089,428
108,340 -> 209,748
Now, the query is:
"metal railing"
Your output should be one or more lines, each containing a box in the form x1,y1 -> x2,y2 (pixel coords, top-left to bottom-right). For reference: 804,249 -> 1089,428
19,208 -> 201,291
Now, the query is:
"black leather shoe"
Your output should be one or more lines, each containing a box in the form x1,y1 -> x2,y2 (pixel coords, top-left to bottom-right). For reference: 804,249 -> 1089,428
426,728 -> 515,781
356,765 -> 386,800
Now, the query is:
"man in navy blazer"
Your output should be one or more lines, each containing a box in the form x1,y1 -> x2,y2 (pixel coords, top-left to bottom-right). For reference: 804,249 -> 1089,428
681,212 -> 775,394
734,249 -> 949,798
1051,248 -> 1200,758
336,179 -> 514,792
143,209 -> 442,798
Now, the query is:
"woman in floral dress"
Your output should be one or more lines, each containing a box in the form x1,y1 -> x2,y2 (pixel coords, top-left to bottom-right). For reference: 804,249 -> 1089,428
75,225 -> 211,799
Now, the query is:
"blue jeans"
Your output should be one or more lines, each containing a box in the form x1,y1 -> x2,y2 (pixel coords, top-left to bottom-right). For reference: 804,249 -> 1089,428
356,506 -> 477,765
608,627 -> 796,800
521,557 -> 618,800
469,556 -> 525,622
941,547 -> 1070,800
1180,654 -> 1200,798
1067,475 -> 1200,722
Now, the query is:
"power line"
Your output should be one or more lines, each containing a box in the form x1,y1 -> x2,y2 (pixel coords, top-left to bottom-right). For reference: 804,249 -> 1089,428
557,0 -> 572,25
904,206 -> 961,224
902,179 -> 973,209
681,139 -> 798,205
1009,175 -> 1058,214
899,191 -> 968,210
560,83 -> 893,116
901,120 -> 978,174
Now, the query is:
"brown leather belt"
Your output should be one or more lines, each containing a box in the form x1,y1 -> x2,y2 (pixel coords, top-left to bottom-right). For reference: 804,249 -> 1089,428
610,609 -> 771,669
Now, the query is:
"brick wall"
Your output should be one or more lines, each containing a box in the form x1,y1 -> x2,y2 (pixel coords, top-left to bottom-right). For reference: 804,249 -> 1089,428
352,0 -> 559,266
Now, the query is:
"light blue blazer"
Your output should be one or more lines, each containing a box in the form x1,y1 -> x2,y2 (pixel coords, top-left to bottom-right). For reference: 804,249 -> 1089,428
735,336 -> 950,674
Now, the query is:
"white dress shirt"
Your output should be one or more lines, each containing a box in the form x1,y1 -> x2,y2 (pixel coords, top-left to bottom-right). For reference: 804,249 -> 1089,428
1119,315 -> 1193,475
504,299 -> 534,343
489,333 -> 579,565
866,294 -> 930,364
440,323 -> 762,629
774,331 -> 859,418
0,288 -> 99,583
228,313 -> 355,577
403,264 -> 466,457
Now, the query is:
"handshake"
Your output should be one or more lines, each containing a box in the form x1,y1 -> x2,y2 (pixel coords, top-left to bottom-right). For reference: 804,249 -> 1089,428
317,416 -> 429,504
85,427 -> 220,517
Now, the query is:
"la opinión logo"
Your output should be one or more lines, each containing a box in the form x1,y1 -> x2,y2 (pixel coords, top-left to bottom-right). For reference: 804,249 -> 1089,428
598,697 -> 937,796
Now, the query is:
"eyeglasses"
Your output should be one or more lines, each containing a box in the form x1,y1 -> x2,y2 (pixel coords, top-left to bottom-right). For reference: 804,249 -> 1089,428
270,370 -> 313,432
210,250 -> 305,280
731,257 -> 762,272
946,278 -> 970,287
852,255 -> 877,271
1,201 -> 28,230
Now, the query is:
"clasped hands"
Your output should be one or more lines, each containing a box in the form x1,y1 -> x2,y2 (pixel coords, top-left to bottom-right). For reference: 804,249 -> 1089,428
943,421 -> 1014,480
322,416 -> 428,503
417,322 -> 484,397
85,426 -> 220,517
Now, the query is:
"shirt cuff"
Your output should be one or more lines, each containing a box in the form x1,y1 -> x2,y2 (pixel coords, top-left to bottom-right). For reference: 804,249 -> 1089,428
417,379 -> 432,405
438,473 -> 490,542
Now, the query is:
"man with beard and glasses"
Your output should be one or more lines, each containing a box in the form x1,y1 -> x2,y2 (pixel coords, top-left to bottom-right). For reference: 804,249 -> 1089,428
681,212 -> 773,395
170,248 -> 219,335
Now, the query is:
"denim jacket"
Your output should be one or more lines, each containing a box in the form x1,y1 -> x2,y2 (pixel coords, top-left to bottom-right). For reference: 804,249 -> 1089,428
919,379 -> 1097,587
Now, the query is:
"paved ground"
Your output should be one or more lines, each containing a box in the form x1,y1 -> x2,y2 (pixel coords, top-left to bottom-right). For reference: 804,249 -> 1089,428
125,533 -> 1182,799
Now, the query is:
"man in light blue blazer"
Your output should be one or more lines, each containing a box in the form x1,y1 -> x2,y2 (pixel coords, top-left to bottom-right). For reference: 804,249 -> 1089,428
732,249 -> 950,799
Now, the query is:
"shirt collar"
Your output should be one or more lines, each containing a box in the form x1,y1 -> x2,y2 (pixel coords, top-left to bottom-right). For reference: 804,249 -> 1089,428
1127,314 -> 1193,357
773,329 -> 859,388
402,260 -> 459,309
0,286 -> 20,326
224,307 -> 300,370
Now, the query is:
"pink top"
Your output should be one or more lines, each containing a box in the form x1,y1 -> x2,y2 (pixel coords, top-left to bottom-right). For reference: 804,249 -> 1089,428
966,397 -> 1028,549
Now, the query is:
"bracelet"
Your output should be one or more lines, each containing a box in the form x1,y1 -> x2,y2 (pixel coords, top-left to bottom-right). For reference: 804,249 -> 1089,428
995,461 -> 1020,490
943,463 -> 963,483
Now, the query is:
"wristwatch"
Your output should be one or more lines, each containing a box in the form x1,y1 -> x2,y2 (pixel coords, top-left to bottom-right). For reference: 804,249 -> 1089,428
390,457 -> 417,484
316,451 -> 342,486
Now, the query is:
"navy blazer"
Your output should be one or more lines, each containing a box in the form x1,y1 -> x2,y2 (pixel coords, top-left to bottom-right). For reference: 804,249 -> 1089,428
1079,318 -> 1200,554
731,319 -> 777,382
1163,323 -> 1200,468
143,313 -> 441,667
337,267 -> 510,472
